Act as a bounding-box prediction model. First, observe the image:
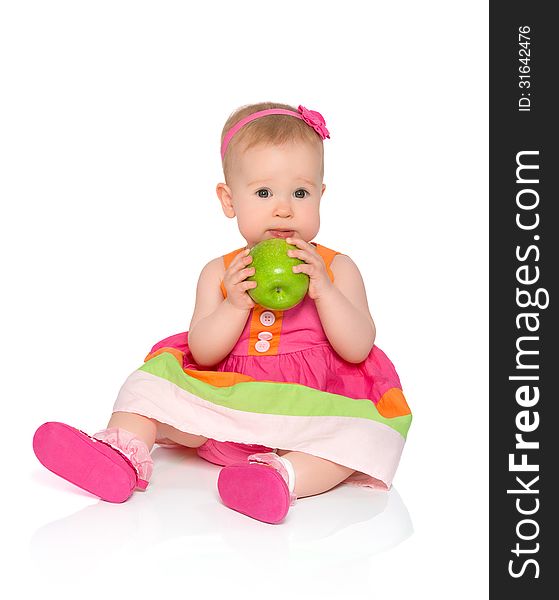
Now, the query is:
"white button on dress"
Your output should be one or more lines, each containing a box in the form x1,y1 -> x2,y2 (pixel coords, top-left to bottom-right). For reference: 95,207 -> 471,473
260,311 -> 276,326
258,332 -> 273,341
255,340 -> 271,353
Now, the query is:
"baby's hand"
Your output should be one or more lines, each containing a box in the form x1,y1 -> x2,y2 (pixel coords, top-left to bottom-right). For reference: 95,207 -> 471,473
222,248 -> 257,311
286,237 -> 334,301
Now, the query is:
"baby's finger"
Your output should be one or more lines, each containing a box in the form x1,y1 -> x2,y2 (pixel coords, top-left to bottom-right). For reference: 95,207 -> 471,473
288,248 -> 315,264
285,237 -> 307,248
287,247 -> 304,259
240,280 -> 258,291
287,238 -> 318,257
235,266 -> 255,282
231,248 -> 250,263
292,263 -> 309,274
229,251 -> 253,273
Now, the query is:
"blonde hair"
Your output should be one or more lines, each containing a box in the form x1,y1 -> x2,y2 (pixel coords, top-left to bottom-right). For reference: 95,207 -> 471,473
220,101 -> 325,183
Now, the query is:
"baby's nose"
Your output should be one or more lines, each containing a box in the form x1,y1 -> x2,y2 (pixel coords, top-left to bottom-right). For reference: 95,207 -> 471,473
273,198 -> 293,216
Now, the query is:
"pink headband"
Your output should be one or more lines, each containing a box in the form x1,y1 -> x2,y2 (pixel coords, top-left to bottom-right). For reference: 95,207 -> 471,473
220,105 -> 330,160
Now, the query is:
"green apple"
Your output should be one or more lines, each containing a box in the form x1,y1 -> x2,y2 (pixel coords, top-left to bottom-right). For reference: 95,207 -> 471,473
247,238 -> 310,310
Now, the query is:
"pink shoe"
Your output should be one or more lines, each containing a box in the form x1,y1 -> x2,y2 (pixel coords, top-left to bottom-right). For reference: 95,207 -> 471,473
217,453 -> 296,524
33,422 -> 150,503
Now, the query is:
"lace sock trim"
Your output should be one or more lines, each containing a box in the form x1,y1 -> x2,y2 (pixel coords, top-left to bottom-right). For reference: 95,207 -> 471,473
92,427 -> 154,489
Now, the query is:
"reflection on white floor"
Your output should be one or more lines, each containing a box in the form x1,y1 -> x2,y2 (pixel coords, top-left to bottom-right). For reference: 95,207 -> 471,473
29,446 -> 413,598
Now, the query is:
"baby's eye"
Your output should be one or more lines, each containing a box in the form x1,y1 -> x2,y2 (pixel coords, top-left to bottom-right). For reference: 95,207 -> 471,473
256,189 -> 271,198
294,189 -> 309,199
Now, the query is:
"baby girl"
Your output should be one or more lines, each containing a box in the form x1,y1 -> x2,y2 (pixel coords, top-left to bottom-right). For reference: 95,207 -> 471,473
33,102 -> 412,524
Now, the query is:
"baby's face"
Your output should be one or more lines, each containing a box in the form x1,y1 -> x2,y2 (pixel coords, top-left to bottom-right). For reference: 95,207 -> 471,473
219,139 -> 325,248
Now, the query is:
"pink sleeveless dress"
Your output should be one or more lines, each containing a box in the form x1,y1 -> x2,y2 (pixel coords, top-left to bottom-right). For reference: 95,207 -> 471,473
177,243 -> 408,487
115,242 -> 411,489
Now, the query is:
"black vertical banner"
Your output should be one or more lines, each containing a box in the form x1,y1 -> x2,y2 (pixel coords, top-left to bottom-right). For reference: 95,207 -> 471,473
490,2 -> 558,598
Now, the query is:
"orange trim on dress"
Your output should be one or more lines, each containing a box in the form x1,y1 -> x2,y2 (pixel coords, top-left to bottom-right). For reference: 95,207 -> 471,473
247,305 -> 284,356
183,369 -> 255,386
375,387 -> 412,418
219,247 -> 247,298
313,243 -> 340,283
145,347 -> 256,386
144,347 -> 185,364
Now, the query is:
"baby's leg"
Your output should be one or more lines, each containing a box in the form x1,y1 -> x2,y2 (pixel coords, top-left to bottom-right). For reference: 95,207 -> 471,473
276,450 -> 355,498
155,421 -> 208,448
107,411 -> 158,450
107,411 -> 208,449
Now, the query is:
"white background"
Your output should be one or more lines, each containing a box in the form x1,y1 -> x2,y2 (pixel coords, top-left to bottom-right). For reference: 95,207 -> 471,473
1,1 -> 488,598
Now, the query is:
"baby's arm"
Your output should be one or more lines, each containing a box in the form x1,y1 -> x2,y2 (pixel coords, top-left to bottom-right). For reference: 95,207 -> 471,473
315,254 -> 376,363
188,251 -> 256,367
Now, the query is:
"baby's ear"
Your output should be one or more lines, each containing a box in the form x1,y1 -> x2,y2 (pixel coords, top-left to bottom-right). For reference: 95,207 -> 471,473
216,183 -> 235,218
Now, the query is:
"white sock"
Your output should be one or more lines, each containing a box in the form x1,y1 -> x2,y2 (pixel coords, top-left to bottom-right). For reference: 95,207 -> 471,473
276,455 -> 296,493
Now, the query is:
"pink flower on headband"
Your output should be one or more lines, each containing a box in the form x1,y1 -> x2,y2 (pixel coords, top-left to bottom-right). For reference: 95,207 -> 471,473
298,105 -> 330,139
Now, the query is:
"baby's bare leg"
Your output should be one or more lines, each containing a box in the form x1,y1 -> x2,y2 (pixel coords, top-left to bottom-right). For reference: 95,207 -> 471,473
155,422 -> 208,448
276,450 -> 355,498
107,412 -> 207,450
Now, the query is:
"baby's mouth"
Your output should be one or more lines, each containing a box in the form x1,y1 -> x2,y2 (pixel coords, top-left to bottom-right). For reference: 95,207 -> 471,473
268,229 -> 294,239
